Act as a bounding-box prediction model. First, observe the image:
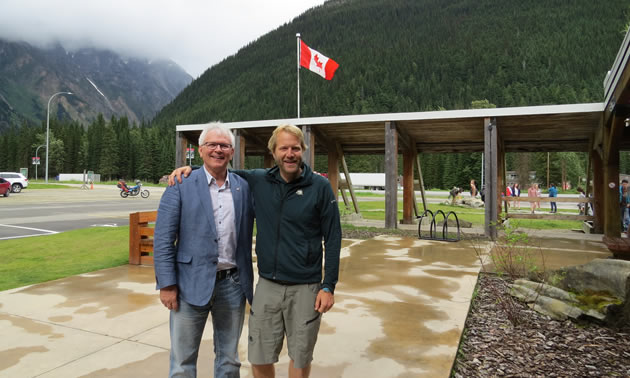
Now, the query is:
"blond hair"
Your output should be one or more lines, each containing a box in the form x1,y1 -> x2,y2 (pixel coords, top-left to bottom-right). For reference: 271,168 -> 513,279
267,124 -> 307,153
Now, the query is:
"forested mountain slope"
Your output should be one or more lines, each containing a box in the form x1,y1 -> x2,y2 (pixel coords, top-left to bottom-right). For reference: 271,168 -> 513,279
153,0 -> 629,127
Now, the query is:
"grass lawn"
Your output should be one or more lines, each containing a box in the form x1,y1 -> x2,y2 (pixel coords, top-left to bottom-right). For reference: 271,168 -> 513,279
27,182 -> 76,189
0,227 -> 129,291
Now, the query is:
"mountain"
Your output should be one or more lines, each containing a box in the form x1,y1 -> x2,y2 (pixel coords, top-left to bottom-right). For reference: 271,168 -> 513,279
0,39 -> 192,129
153,0 -> 629,127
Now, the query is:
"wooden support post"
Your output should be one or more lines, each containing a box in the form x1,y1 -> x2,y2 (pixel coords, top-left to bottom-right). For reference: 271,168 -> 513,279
129,212 -> 141,265
337,143 -> 360,215
339,185 -> 350,209
604,113 -> 625,237
233,130 -> 246,169
402,148 -> 415,224
484,117 -> 498,239
499,137 -> 507,215
415,155 -> 428,212
327,143 -> 340,201
592,147 -> 605,233
385,121 -> 398,229
175,131 -> 187,168
585,137 -> 594,220
264,153 -> 274,168
301,125 -> 315,168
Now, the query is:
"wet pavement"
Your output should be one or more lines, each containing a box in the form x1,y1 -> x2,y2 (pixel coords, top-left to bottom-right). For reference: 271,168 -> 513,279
0,235 -> 611,377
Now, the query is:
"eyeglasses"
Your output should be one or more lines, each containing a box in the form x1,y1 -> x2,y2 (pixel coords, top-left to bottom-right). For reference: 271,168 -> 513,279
201,142 -> 233,151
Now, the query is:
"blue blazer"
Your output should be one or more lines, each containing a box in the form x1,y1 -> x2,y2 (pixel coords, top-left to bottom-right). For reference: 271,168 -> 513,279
153,168 -> 254,306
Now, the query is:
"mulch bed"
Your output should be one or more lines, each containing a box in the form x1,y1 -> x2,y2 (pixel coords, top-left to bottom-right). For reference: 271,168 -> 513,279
452,274 -> 630,377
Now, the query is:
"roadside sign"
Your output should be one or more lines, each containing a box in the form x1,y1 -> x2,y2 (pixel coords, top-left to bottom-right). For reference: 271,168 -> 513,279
20,168 -> 28,177
32,157 -> 41,165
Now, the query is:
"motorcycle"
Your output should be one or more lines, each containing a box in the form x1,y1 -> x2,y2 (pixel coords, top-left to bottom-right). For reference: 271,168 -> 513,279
117,179 -> 150,198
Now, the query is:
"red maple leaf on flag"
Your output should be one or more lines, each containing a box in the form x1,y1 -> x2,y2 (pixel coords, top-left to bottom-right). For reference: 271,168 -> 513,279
314,54 -> 323,69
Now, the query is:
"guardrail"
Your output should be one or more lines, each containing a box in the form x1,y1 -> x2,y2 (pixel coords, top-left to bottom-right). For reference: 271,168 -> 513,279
129,210 -> 156,265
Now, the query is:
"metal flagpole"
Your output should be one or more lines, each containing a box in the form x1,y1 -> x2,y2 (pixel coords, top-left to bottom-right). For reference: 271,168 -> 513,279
296,33 -> 301,118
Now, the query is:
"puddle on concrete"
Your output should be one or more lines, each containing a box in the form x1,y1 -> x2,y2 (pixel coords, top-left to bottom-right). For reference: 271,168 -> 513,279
331,236 -> 478,374
0,345 -> 48,371
48,315 -> 72,323
339,237 -> 479,303
12,266 -> 159,318
0,313 -> 63,340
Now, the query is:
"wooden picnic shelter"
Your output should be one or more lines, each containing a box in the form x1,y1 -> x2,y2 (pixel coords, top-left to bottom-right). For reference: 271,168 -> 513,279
173,29 -> 630,251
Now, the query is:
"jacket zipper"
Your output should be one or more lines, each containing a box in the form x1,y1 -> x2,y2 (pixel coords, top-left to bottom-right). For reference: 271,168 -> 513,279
273,184 -> 292,279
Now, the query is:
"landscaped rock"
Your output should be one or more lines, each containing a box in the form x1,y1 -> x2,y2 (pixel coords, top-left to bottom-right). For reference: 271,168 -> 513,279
511,259 -> 630,327
509,280 -> 597,322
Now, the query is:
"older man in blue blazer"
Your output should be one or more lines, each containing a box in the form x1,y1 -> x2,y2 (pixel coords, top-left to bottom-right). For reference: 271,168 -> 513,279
154,123 -> 254,378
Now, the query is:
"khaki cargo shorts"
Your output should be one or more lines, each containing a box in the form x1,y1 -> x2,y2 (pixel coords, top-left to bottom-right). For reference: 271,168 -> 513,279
248,277 -> 322,369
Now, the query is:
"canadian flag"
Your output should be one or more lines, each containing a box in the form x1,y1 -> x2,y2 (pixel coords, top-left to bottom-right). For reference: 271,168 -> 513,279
300,40 -> 339,80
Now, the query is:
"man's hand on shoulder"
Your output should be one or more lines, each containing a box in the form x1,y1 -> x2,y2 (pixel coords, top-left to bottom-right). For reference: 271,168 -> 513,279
315,289 -> 334,313
160,285 -> 179,311
168,166 -> 193,186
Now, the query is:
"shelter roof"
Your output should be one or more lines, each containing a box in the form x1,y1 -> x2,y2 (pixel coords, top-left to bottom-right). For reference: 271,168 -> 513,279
177,103 -> 604,154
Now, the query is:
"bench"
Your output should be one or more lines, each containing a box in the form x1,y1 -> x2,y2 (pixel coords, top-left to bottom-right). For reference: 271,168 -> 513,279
129,210 -> 156,265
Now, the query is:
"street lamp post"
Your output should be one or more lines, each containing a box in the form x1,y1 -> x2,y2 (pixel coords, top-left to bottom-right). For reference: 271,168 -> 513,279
35,144 -> 45,180
46,91 -> 73,183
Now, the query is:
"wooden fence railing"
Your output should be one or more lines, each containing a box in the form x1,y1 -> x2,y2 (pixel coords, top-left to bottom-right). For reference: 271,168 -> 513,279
501,196 -> 594,221
129,210 -> 157,265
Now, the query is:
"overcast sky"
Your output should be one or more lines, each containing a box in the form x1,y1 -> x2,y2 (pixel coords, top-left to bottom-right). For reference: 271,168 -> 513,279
0,0 -> 327,77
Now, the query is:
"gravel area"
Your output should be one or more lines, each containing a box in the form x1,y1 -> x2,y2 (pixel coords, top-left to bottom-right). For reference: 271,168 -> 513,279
453,274 -> 630,377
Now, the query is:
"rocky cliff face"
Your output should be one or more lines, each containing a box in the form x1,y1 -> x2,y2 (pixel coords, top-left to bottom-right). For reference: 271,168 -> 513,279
0,39 -> 192,129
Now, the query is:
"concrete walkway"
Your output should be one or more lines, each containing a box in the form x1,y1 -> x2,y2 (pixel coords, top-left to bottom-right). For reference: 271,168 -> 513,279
0,234 -> 611,377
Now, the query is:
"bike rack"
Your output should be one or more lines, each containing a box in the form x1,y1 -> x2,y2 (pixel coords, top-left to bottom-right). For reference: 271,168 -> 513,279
417,209 -> 461,242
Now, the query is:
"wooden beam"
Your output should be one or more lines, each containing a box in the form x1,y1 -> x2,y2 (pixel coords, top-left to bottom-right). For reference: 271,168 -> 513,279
506,214 -> 594,221
339,186 -> 350,209
385,121 -> 398,228
232,130 -> 245,169
603,29 -> 630,127
396,124 -> 414,152
500,196 -> 592,203
301,125 -> 315,168
402,148 -> 415,224
327,141 -> 340,201
238,129 -> 269,150
336,142 -> 360,215
592,143 -> 605,233
175,131 -> 188,168
415,155 -> 428,212
585,137 -> 594,218
484,117 -> 498,239
604,113 -> 624,237
264,154 -> 274,168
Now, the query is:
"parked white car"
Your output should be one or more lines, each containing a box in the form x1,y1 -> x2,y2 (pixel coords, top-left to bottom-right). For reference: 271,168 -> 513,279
0,172 -> 29,193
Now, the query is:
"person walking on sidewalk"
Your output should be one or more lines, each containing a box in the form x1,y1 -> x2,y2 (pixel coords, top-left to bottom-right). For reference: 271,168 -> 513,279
548,183 -> 558,213
528,183 -> 538,214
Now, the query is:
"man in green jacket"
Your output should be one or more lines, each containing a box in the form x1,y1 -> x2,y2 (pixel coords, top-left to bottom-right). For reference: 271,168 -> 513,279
170,124 -> 342,378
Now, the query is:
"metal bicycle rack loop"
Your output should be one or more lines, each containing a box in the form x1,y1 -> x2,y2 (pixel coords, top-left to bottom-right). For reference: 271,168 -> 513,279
417,209 -> 461,242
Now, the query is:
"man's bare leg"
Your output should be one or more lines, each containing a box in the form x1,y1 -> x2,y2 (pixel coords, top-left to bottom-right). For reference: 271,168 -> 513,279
252,364 -> 275,378
289,360 -> 311,378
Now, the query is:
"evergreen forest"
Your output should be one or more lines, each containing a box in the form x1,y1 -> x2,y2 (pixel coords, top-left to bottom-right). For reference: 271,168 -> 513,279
1,0 -> 630,189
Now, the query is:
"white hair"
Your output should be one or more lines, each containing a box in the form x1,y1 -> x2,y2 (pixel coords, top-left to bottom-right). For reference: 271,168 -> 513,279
198,122 -> 235,146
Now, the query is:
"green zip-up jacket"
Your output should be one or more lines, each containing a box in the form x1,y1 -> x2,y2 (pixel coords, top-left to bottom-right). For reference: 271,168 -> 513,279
233,164 -> 342,293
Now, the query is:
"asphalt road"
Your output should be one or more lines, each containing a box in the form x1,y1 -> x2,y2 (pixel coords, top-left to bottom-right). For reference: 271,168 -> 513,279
0,184 -> 165,240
